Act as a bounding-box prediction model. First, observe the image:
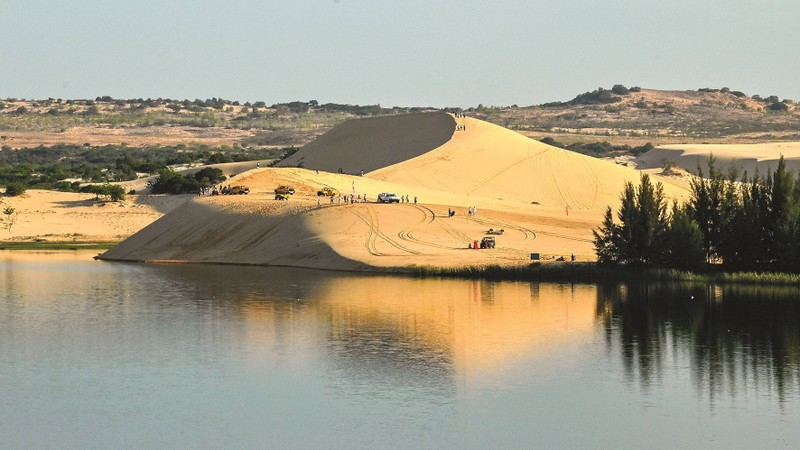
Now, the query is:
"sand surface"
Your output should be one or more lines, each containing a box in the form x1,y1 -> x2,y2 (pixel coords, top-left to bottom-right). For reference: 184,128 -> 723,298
637,142 -> 800,176
0,191 -> 190,243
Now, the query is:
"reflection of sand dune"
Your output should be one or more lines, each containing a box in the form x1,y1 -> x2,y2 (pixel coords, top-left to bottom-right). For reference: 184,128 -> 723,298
241,276 -> 597,376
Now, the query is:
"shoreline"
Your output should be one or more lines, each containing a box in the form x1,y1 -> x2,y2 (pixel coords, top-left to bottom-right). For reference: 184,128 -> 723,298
92,253 -> 800,286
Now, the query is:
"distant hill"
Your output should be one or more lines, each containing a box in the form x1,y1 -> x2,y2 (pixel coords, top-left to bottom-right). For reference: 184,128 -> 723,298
1,86 -> 798,152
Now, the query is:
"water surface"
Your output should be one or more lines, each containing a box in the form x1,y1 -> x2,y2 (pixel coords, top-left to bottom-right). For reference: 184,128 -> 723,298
1,251 -> 798,448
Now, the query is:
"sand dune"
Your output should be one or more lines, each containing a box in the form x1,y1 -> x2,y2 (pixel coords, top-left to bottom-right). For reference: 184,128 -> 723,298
637,142 -> 800,176
99,113 -> 692,269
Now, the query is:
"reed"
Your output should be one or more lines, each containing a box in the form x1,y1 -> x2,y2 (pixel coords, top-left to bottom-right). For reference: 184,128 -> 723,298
0,241 -> 117,251
407,263 -> 800,286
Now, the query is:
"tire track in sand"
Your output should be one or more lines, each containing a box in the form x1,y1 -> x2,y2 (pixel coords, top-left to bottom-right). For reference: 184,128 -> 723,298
397,204 -> 461,250
354,206 -> 421,255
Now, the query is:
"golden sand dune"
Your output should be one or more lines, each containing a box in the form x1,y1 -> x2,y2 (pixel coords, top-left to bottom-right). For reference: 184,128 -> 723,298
637,142 -> 800,176
370,115 -> 688,209
99,113 -> 692,269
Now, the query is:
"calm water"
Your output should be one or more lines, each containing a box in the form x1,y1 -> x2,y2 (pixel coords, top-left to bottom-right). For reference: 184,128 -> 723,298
1,251 -> 798,448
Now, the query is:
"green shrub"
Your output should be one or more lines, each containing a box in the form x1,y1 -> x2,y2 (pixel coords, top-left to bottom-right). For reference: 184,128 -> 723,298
5,182 -> 27,196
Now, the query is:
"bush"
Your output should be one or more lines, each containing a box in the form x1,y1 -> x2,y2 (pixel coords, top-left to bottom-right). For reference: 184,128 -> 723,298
611,84 -> 630,95
768,102 -> 789,111
5,182 -> 27,196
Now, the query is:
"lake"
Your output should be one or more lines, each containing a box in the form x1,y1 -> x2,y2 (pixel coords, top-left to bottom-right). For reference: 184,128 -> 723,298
1,251 -> 798,448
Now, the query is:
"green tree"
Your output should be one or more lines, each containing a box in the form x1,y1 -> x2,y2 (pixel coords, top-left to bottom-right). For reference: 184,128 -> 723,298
593,174 -> 669,266
664,202 -> 705,271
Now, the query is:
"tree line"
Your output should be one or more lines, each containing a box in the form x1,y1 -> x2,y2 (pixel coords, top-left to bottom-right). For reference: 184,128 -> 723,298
594,156 -> 800,273
0,144 -> 290,194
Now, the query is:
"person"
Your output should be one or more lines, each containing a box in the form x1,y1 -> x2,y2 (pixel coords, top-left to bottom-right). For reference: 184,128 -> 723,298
414,196 -> 417,204
571,253 -> 575,262
256,162 -> 260,168
317,198 -> 321,208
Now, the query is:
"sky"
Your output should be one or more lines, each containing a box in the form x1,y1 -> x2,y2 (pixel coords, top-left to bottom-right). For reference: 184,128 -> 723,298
2,0 -> 799,108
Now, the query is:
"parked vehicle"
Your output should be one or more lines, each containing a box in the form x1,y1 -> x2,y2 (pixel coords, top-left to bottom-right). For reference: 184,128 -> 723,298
274,185 -> 295,195
317,187 -> 338,197
275,193 -> 290,201
480,236 -> 496,249
230,185 -> 250,195
377,192 -> 400,203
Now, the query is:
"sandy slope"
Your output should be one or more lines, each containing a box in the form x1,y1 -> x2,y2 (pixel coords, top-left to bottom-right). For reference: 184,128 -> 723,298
637,142 -> 800,176
0,191 -> 190,242
276,112 -> 456,174
99,114 -> 692,270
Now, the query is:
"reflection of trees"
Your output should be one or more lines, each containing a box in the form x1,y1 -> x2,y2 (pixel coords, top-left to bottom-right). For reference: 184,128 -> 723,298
597,283 -> 800,405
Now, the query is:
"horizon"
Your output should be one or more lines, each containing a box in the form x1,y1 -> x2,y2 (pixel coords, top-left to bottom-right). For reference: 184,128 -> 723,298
2,1 -> 799,108
1,86 -> 792,110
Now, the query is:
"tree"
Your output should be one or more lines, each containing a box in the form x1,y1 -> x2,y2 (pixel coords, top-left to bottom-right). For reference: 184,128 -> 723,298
593,207 -> 619,264
593,174 -> 669,266
611,84 -> 630,95
689,157 -> 734,262
664,202 -> 705,271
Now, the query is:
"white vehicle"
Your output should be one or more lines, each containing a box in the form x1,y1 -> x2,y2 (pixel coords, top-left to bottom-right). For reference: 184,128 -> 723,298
377,192 -> 400,203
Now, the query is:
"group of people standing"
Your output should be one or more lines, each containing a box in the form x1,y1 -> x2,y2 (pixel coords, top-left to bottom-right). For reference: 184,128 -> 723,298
467,206 -> 478,216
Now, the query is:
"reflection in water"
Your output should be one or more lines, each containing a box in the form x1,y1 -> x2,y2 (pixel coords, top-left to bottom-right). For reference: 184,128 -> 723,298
238,276 -> 597,393
597,282 -> 800,406
2,251 -> 800,448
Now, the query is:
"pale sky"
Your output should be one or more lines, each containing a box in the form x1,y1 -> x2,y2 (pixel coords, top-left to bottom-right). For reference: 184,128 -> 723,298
2,0 -> 798,107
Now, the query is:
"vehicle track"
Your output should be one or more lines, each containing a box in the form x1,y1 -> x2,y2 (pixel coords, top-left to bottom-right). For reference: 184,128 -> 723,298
471,216 -> 537,241
351,209 -> 382,256
353,207 -> 421,255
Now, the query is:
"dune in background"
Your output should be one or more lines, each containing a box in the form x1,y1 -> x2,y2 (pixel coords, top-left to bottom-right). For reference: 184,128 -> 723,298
637,142 -> 800,176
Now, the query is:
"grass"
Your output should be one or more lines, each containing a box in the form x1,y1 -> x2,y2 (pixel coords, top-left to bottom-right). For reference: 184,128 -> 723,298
408,262 -> 800,286
0,241 -> 118,251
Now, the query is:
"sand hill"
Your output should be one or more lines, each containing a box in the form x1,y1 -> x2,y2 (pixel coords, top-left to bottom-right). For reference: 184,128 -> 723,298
98,113 -> 691,270
637,142 -> 800,176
